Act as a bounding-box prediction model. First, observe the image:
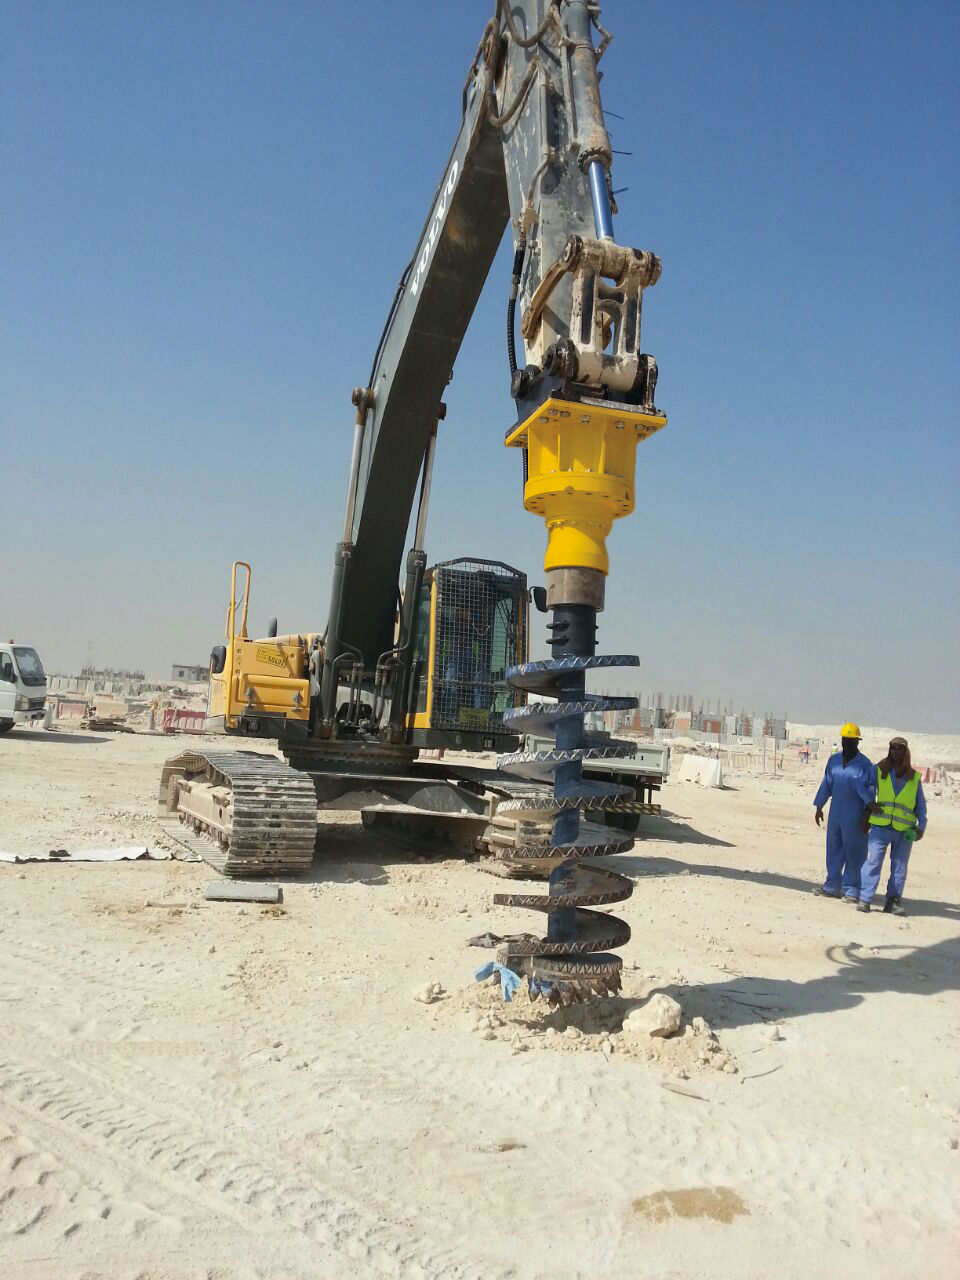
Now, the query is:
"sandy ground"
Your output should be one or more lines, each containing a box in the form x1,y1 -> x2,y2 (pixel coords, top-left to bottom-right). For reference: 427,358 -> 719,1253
0,726 -> 958,1280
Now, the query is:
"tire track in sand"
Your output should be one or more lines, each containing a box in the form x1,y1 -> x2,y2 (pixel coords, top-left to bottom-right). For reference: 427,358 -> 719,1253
0,1045 -> 513,1280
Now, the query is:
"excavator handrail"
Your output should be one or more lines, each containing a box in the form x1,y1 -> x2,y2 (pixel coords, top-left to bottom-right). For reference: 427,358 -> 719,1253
228,561 -> 251,643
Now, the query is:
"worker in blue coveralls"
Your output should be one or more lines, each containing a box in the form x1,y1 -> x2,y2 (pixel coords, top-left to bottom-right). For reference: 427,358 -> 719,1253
857,736 -> 927,915
811,722 -> 875,902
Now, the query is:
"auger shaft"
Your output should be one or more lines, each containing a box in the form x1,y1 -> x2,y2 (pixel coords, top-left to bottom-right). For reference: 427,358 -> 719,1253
547,602 -> 597,944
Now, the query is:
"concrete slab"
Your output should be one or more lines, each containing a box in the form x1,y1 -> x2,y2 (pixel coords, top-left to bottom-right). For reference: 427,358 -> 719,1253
204,881 -> 282,903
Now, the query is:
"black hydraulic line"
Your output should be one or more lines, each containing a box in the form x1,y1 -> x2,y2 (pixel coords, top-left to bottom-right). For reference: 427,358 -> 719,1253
485,56 -> 540,129
367,260 -> 413,390
461,18 -> 498,114
387,547 -> 427,735
589,7 -> 612,59
499,0 -> 558,48
319,542 -> 362,726
507,237 -> 528,489
506,238 -> 526,376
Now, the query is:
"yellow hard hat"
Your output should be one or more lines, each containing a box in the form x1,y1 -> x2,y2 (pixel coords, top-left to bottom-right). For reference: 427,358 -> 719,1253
840,722 -> 861,739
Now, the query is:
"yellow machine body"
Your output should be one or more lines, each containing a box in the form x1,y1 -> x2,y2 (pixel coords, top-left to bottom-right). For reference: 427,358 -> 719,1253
505,396 -> 666,574
207,559 -> 526,750
208,562 -> 313,732
411,576 -> 439,732
227,640 -> 311,722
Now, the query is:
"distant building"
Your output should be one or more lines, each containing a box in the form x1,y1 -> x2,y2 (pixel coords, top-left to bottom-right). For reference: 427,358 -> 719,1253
80,664 -> 145,682
760,717 -> 787,741
49,666 -> 147,696
171,663 -> 208,682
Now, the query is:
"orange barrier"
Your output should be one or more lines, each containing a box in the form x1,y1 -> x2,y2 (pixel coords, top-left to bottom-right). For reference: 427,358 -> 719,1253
55,700 -> 87,721
162,707 -> 205,735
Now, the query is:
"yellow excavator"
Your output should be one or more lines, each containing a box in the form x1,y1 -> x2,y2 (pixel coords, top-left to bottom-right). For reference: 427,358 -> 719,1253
159,553 -> 529,874
159,1 -> 669,1001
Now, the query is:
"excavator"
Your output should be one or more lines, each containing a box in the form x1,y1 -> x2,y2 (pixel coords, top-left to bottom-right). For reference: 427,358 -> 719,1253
159,0 -> 667,1003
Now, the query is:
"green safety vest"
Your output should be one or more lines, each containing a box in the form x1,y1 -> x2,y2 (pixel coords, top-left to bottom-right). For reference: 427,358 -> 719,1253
870,769 -> 920,832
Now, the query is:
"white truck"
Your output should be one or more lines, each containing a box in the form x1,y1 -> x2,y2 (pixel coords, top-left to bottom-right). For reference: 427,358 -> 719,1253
0,641 -> 48,733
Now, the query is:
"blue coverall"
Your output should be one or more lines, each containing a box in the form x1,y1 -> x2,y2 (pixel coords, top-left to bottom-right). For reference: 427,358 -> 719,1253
812,751 -> 875,898
860,771 -> 927,905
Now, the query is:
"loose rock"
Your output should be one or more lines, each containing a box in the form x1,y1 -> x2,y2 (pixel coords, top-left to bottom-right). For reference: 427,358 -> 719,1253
413,980 -> 445,1004
623,993 -> 683,1039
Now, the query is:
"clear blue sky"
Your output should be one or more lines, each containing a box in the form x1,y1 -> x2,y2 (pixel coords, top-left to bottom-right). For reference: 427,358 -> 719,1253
2,1 -> 958,731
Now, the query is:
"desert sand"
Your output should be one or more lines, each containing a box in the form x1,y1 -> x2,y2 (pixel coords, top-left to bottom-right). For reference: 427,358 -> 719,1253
0,726 -> 958,1279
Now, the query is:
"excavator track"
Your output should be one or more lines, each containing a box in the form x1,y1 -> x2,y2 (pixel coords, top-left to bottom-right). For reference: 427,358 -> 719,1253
158,749 -> 317,877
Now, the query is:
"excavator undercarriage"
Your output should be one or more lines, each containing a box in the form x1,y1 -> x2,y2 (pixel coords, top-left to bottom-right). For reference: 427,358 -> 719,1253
159,750 -> 318,877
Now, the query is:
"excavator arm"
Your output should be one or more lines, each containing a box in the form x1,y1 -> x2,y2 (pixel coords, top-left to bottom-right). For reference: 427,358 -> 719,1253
321,1 -> 663,746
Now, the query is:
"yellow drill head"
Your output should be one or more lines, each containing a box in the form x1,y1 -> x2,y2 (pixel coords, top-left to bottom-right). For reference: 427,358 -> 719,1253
505,397 -> 667,574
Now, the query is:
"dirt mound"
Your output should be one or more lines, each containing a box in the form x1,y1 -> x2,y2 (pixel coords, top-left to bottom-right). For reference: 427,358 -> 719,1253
439,974 -> 739,1077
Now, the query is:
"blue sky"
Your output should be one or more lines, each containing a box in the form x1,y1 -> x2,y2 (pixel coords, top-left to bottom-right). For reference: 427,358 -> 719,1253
2,1 -> 958,731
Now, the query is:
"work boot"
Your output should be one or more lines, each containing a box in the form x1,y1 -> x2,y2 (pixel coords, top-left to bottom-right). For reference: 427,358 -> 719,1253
813,887 -> 841,899
842,895 -> 859,905
856,901 -> 870,913
885,895 -> 906,916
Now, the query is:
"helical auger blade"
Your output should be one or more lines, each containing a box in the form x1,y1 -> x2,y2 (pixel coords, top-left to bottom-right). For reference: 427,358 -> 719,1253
483,654 -> 640,1005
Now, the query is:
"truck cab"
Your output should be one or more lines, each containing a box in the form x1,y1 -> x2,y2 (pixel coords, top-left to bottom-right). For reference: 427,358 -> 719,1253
0,642 -> 48,732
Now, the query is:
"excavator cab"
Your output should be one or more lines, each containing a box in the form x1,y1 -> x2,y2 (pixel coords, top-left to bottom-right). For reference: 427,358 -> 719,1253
410,558 -> 527,752
204,558 -> 525,753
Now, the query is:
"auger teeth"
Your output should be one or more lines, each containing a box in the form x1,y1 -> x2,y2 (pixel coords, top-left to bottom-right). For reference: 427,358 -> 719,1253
479,651 -> 641,1005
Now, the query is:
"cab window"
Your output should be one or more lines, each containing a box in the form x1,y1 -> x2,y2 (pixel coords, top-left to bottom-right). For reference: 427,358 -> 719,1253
12,647 -> 45,686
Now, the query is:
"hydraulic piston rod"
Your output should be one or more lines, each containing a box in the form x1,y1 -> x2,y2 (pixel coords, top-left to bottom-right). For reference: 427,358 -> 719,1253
587,159 -> 614,241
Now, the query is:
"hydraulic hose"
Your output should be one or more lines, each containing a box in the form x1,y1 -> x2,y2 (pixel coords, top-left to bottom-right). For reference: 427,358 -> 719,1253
506,238 -> 526,376
498,0 -> 558,48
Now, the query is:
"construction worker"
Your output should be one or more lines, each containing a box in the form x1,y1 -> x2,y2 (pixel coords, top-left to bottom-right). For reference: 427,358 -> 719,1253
857,736 -> 927,914
812,722 -> 875,902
